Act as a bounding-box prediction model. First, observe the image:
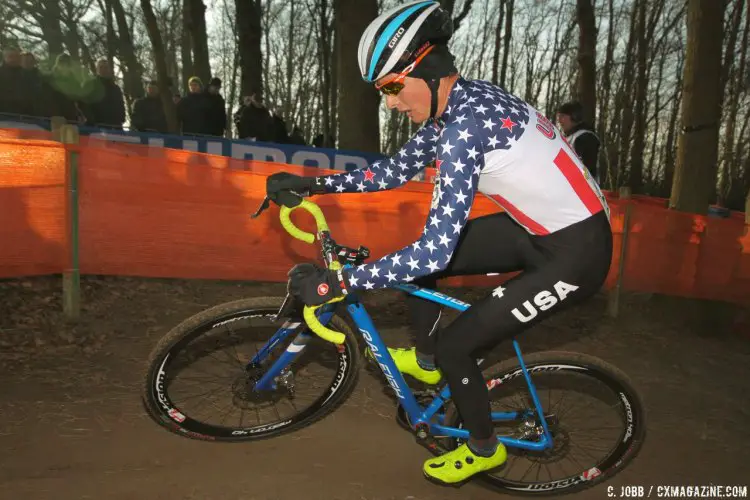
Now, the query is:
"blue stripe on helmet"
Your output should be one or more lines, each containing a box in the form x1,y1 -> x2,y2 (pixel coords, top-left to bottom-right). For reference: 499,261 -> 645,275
366,1 -> 434,82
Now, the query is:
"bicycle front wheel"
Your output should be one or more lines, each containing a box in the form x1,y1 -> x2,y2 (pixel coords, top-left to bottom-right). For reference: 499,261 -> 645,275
442,351 -> 646,495
141,297 -> 361,441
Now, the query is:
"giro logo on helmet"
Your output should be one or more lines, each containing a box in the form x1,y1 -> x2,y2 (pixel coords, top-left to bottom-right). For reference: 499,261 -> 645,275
388,27 -> 406,49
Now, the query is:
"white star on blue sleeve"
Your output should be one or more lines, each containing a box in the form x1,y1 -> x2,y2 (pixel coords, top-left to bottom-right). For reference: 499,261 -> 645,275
342,115 -> 485,291
315,125 -> 439,193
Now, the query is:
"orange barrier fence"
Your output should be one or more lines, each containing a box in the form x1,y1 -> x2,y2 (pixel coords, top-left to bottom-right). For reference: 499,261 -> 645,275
1,135 -> 749,308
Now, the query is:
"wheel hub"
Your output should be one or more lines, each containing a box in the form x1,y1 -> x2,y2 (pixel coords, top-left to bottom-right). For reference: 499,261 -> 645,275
520,414 -> 571,463
231,368 -> 285,407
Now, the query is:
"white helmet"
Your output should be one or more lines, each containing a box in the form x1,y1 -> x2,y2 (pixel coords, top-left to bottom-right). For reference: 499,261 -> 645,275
357,1 -> 454,83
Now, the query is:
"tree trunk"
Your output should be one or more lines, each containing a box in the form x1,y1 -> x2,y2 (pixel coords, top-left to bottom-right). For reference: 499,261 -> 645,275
491,0 -> 505,85
662,60 -> 683,196
335,0 -> 380,154
237,0 -> 264,100
181,0 -> 193,92
40,3 -> 65,58
597,0 -> 616,189
386,108 -> 400,154
186,0 -> 212,84
440,0 -> 474,31
285,0 -> 295,120
104,0 -> 117,70
111,0 -> 145,100
616,2 -> 639,186
719,2 -> 749,206
576,0 -> 596,126
330,4 -> 340,146
670,0 -> 727,214
629,0 -> 648,193
647,51 -> 665,189
318,0 -> 332,147
719,0 -> 744,108
63,21 -> 81,62
500,0 -> 514,89
141,0 -> 179,133
263,1 -> 271,102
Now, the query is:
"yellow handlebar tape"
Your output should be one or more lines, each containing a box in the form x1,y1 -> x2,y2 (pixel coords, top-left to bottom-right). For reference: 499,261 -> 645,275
279,200 -> 330,244
278,199 -> 346,345
303,298 -> 346,344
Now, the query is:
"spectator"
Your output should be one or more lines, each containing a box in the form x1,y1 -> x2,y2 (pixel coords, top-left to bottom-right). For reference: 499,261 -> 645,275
131,80 -> 168,134
177,76 -> 212,135
205,77 -> 227,137
270,107 -> 289,144
0,46 -> 35,117
288,125 -> 306,146
312,133 -> 334,148
234,93 -> 272,141
80,58 -> 126,129
19,51 -> 55,118
556,100 -> 600,181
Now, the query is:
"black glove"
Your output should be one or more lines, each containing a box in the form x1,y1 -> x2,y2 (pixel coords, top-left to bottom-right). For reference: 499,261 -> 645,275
266,172 -> 326,207
287,263 -> 349,306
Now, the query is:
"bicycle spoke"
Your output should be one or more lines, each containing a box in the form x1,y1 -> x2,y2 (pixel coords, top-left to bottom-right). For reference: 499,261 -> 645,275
476,361 -> 643,492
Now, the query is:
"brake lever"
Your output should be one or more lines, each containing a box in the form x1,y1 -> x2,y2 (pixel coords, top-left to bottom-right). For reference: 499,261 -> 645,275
250,196 -> 271,219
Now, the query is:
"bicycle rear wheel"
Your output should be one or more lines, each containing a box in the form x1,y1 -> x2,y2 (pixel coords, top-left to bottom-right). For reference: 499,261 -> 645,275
440,351 -> 646,495
141,297 -> 361,441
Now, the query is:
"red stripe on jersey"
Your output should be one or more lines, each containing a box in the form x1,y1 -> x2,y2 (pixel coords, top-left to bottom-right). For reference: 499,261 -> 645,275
489,194 -> 550,235
553,148 -> 604,215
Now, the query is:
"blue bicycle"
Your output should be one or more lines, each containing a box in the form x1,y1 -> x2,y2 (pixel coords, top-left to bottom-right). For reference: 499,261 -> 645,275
142,196 -> 646,495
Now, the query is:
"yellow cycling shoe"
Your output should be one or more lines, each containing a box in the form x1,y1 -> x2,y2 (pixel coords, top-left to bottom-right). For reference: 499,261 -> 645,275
423,442 -> 507,485
365,346 -> 442,385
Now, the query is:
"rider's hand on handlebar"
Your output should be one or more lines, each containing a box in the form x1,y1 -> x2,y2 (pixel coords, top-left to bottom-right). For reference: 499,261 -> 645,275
287,262 -> 350,306
266,172 -> 326,208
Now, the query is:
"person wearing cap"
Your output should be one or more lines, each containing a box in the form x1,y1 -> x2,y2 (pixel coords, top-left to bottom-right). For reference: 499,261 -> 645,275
556,100 -> 600,182
265,1 -> 612,485
131,79 -> 168,133
177,76 -> 212,135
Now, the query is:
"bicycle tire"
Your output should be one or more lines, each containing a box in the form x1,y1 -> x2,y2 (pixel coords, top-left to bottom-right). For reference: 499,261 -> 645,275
141,296 -> 361,442
439,350 -> 646,496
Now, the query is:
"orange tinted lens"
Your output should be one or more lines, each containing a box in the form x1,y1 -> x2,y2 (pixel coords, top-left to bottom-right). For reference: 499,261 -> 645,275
380,81 -> 404,96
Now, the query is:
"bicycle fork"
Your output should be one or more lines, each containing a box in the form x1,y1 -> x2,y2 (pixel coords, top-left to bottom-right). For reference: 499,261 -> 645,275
250,306 -> 336,392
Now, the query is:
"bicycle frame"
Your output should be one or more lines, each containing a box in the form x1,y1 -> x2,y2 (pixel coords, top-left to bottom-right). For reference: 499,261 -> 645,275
249,282 -> 555,453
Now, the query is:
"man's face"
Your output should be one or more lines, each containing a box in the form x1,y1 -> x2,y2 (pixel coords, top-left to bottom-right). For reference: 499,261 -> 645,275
3,49 -> 21,67
20,53 -> 35,69
380,75 -> 431,124
97,60 -> 113,78
189,81 -> 201,93
146,83 -> 159,97
208,85 -> 219,94
557,113 -> 574,134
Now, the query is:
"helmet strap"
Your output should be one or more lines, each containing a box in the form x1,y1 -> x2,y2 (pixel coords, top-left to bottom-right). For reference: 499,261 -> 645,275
427,78 -> 440,121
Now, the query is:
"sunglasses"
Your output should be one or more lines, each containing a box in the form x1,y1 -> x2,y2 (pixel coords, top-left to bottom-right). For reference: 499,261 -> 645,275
374,44 -> 435,96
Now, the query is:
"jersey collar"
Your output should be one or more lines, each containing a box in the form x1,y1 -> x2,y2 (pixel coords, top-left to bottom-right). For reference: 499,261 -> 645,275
430,75 -> 468,129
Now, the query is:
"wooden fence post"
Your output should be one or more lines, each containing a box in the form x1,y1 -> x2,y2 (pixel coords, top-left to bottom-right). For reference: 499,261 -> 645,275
61,124 -> 81,321
50,116 -> 66,141
608,186 -> 633,318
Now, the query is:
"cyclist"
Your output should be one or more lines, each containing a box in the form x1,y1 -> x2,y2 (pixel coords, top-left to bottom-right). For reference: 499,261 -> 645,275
266,0 -> 613,486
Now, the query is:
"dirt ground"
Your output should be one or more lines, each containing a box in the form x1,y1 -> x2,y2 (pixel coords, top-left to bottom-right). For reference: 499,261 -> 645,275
1,275 -> 749,500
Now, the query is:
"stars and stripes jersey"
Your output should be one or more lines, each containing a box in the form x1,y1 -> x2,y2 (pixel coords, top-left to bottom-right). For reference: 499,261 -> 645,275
315,76 -> 610,292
